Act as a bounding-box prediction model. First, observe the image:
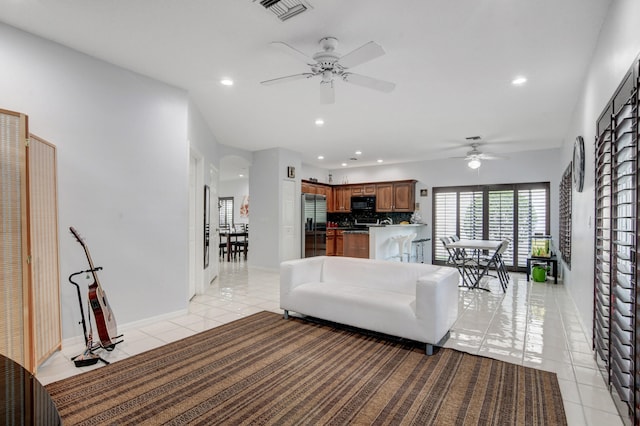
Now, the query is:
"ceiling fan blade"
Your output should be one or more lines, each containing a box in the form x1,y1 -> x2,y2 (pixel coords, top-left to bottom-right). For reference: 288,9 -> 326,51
343,73 -> 395,93
270,41 -> 315,65
320,80 -> 335,104
260,73 -> 315,86
338,41 -> 385,68
479,154 -> 508,160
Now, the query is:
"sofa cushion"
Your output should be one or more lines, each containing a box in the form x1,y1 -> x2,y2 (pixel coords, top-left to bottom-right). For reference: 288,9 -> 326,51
322,256 -> 445,295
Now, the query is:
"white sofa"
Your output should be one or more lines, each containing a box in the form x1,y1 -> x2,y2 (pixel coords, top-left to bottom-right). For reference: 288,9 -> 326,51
280,256 -> 459,355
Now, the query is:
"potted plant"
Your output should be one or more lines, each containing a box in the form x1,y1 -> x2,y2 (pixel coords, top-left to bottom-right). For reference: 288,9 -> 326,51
532,263 -> 550,282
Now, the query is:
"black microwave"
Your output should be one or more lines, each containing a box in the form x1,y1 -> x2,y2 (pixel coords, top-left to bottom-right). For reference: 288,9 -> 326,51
351,196 -> 376,211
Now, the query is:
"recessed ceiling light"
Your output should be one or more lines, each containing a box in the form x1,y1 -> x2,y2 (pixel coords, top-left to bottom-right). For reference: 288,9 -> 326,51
315,118 -> 324,126
220,78 -> 234,86
377,159 -> 384,163
511,76 -> 527,86
355,150 -> 362,155
238,173 -> 244,177
341,163 -> 348,167
317,155 -> 324,160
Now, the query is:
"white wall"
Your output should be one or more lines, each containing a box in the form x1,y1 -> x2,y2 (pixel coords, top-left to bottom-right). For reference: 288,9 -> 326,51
249,148 -> 301,270
561,0 -> 640,333
188,101 -> 221,286
1,22 -> 191,340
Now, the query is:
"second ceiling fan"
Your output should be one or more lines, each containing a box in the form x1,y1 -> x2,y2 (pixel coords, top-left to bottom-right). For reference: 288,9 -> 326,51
260,37 -> 396,104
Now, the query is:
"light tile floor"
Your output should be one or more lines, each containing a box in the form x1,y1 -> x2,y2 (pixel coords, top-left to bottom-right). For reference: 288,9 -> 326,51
37,260 -> 623,426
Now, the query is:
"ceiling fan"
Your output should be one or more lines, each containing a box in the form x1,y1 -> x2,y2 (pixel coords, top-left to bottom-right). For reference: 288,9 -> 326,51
260,37 -> 396,104
451,140 -> 508,169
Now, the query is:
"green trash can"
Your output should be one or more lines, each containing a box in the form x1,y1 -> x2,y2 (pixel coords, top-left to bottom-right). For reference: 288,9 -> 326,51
532,264 -> 548,282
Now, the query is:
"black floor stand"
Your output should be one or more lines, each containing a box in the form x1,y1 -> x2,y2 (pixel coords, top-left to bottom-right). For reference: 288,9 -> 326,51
68,268 -> 122,367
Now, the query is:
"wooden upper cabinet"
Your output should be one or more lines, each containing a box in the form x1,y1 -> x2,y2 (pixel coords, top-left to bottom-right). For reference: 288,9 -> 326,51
376,180 -> 416,212
350,185 -> 363,195
320,186 -> 333,212
375,183 -> 393,211
351,184 -> 376,196
363,184 -> 376,195
301,182 -> 318,194
392,181 -> 415,211
305,179 -> 414,213
332,186 -> 351,212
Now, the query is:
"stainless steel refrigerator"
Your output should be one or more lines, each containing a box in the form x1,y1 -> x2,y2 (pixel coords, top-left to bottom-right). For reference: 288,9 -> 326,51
302,193 -> 327,257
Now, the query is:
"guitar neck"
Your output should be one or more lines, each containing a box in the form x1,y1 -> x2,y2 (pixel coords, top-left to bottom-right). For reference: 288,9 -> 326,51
70,227 -> 103,289
82,245 -> 102,287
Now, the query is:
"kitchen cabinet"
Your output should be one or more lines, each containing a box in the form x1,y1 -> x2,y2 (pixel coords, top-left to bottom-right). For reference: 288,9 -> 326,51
317,186 -> 333,212
302,180 -> 332,211
350,184 -> 376,196
376,180 -> 416,212
326,229 -> 335,256
332,186 -> 351,212
343,232 -> 369,258
336,230 -> 345,256
301,182 -> 316,194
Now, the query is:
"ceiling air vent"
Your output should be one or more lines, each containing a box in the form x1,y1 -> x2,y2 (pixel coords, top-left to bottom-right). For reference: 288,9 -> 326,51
256,0 -> 313,21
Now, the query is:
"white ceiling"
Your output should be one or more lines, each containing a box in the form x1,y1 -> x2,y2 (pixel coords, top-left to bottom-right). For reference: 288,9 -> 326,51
0,0 -> 611,175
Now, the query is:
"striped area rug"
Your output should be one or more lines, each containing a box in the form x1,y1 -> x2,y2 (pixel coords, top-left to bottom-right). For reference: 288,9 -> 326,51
46,311 -> 566,425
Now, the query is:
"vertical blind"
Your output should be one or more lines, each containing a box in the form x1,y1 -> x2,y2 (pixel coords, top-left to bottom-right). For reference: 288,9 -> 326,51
433,183 -> 550,269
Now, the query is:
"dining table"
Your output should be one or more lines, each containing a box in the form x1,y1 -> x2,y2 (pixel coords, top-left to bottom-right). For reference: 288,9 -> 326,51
220,231 -> 249,261
445,239 -> 503,290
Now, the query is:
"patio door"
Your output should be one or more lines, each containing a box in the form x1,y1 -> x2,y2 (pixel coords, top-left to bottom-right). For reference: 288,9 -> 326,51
433,183 -> 549,270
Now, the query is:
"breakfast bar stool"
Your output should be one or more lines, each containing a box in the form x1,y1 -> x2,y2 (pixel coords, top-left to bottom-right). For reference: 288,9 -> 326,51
411,238 -> 430,263
389,233 -> 417,262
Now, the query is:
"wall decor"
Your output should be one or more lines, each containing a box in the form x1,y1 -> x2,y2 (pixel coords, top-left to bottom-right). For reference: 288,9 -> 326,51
420,189 -> 428,197
240,195 -> 249,218
204,185 -> 210,269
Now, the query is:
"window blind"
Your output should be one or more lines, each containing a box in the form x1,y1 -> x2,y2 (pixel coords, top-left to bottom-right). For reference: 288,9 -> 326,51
592,58 -> 638,424
219,197 -> 234,227
516,188 -> 547,267
433,183 -> 549,270
433,192 -> 457,262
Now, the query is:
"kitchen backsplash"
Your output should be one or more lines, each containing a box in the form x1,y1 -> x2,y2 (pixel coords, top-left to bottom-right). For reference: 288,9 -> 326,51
328,212 -> 414,227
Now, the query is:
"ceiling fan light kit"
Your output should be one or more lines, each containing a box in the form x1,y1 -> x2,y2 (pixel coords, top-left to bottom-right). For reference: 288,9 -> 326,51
449,139 -> 508,168
260,37 -> 396,104
468,159 -> 482,169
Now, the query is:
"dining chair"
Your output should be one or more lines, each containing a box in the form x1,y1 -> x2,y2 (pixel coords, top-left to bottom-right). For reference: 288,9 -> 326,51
478,239 -> 511,291
219,224 -> 230,259
232,224 -> 249,260
440,236 -> 478,288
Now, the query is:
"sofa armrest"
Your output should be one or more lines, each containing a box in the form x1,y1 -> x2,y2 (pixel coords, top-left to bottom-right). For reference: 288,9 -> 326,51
280,256 -> 326,297
415,268 -> 459,336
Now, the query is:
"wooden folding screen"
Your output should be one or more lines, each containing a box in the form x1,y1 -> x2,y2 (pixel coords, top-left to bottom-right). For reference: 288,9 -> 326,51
0,109 -> 61,373
593,58 -> 639,424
